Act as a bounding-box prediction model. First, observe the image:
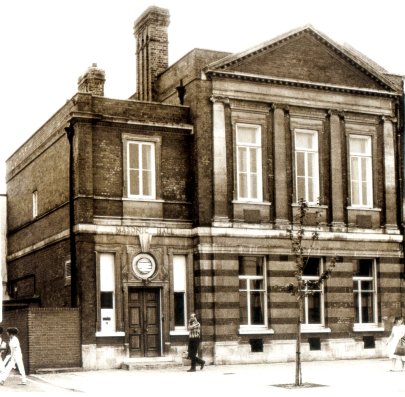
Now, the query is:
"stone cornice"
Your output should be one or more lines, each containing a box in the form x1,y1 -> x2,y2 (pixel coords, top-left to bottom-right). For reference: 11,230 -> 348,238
205,70 -> 401,98
210,95 -> 230,105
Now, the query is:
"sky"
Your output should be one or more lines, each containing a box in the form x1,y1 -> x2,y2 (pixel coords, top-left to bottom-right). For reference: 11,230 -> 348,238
0,0 -> 404,194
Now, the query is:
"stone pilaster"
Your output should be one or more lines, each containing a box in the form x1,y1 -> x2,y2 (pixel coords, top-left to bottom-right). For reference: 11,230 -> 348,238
329,110 -> 345,230
382,116 -> 398,231
211,96 -> 230,225
272,105 -> 289,225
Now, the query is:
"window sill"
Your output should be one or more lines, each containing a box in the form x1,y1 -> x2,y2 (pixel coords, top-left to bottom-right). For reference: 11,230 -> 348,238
238,328 -> 274,335
123,197 -> 164,203
96,331 -> 125,337
232,200 -> 271,206
170,330 -> 189,336
291,204 -> 328,209
346,206 -> 381,212
353,324 -> 384,332
301,326 -> 331,334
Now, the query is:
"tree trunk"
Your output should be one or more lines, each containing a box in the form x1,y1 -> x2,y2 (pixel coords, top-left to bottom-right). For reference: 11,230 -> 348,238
295,297 -> 303,386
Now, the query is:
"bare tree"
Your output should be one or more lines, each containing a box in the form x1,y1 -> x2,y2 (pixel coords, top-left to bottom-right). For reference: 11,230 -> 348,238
278,199 -> 335,386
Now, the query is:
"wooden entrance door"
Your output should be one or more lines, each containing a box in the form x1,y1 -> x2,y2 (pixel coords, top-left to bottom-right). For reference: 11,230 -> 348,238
128,288 -> 161,357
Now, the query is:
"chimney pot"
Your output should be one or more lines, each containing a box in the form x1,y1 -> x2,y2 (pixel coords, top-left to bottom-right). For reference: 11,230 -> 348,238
78,64 -> 105,96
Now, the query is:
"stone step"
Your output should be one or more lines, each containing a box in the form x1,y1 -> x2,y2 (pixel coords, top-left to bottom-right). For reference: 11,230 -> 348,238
35,367 -> 83,374
121,356 -> 183,370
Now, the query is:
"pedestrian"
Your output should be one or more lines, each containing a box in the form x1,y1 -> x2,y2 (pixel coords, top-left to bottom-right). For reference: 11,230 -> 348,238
0,327 -> 27,386
0,327 -> 6,373
186,313 -> 205,372
386,316 -> 405,371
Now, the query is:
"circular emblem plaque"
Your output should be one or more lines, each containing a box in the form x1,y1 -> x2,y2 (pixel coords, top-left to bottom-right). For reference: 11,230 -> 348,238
132,253 -> 156,280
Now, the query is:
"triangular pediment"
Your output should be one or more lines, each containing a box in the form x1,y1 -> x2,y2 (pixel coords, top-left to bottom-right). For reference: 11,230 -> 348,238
207,26 -> 399,93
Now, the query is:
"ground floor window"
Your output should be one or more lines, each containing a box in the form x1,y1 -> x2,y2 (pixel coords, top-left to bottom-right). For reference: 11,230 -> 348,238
353,258 -> 378,326
99,253 -> 116,334
173,255 -> 187,330
301,257 -> 325,331
239,256 -> 267,331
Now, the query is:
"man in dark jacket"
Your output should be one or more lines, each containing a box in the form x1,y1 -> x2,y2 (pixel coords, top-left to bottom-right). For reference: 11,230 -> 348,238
187,313 -> 205,372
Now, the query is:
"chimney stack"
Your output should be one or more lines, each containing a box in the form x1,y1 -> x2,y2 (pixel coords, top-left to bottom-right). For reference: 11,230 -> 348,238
134,7 -> 170,102
77,63 -> 105,96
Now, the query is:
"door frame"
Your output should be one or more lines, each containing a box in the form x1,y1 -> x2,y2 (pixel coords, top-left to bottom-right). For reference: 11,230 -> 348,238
127,286 -> 163,357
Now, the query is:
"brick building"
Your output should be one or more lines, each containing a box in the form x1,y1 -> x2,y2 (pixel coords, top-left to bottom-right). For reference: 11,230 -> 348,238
5,6 -> 405,369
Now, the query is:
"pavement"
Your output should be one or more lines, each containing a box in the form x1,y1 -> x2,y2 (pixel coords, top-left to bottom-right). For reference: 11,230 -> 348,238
1,358 -> 405,395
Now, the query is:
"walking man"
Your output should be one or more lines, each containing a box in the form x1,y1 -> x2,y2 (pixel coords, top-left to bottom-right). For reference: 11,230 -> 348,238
187,313 -> 205,372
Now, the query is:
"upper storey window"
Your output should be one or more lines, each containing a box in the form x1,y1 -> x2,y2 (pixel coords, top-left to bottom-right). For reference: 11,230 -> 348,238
236,124 -> 262,202
294,129 -> 319,205
349,135 -> 373,208
127,141 -> 156,199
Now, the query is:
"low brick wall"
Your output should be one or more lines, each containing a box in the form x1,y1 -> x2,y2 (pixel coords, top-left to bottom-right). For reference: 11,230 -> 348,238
2,307 -> 81,373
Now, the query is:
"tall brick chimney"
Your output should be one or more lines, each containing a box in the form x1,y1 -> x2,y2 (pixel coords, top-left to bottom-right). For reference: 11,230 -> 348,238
134,6 -> 170,102
77,63 -> 105,96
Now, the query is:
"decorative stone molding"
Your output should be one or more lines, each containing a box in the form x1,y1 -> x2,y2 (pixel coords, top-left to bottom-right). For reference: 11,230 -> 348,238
210,95 -> 230,105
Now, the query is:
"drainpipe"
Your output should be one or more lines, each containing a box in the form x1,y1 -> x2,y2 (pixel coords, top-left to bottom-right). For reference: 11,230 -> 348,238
399,79 -> 405,317
65,122 -> 78,308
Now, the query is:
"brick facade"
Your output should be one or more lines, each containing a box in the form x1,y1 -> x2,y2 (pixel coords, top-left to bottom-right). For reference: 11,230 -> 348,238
4,6 -> 404,369
2,308 -> 80,373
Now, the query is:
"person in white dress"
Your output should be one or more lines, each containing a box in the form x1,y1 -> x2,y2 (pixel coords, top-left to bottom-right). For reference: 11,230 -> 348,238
0,327 -> 6,373
386,316 -> 405,371
0,327 -> 27,386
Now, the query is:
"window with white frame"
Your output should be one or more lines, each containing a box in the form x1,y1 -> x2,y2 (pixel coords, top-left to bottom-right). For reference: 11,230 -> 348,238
349,135 -> 373,208
64,260 -> 71,286
353,259 -> 378,325
173,255 -> 187,329
32,190 -> 38,218
301,258 -> 325,330
239,257 -> 267,329
294,129 -> 319,204
99,253 -> 116,333
236,124 -> 262,201
127,141 -> 156,199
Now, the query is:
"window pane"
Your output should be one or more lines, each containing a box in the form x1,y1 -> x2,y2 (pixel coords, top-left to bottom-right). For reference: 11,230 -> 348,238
303,258 -> 320,276
295,132 -> 313,149
142,170 -> 152,196
251,279 -> 264,291
250,291 -> 264,325
308,176 -> 314,202
142,145 -> 152,170
129,170 -> 139,196
174,292 -> 185,327
351,157 -> 359,180
352,181 -> 359,205
358,259 -> 373,276
361,292 -> 374,323
361,280 -> 373,291
350,137 -> 369,154
129,144 -> 139,169
239,174 -> 248,198
238,147 -> 247,172
239,257 -> 263,276
307,292 -> 321,324
250,174 -> 258,199
296,152 -> 305,177
297,177 -> 305,202
237,127 -> 257,144
100,253 -> 115,291
249,148 -> 257,172
173,255 -> 186,291
100,291 -> 113,309
307,153 -> 314,177
239,291 -> 248,324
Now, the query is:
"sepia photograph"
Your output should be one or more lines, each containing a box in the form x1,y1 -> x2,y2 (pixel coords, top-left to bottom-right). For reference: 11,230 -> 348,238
0,0 -> 404,394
